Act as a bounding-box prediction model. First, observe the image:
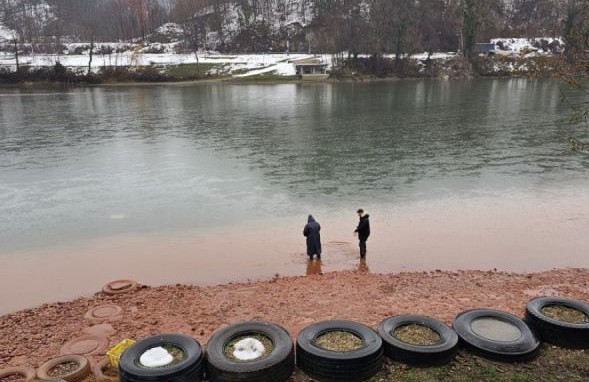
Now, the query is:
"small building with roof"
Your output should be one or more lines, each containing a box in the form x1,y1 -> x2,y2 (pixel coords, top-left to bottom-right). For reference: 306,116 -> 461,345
290,57 -> 329,80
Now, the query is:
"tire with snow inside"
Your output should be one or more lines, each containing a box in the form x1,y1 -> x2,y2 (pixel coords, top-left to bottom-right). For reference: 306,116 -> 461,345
205,320 -> 294,382
118,333 -> 204,382
525,296 -> 589,349
453,309 -> 540,362
296,320 -> 383,382
377,315 -> 459,366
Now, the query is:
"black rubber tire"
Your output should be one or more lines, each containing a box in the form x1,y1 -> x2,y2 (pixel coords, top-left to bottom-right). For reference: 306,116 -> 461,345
205,320 -> 294,382
377,315 -> 459,366
296,320 -> 383,382
525,297 -> 589,349
118,333 -> 204,382
453,309 -> 540,362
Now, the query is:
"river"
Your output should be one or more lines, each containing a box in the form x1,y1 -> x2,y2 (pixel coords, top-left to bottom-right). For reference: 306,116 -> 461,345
0,79 -> 588,313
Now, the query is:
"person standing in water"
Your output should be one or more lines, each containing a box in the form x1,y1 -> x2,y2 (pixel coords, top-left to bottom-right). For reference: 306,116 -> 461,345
303,215 -> 322,261
354,209 -> 370,258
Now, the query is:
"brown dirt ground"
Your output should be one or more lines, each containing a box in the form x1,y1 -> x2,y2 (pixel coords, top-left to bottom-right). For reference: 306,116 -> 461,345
2,268 -> 589,375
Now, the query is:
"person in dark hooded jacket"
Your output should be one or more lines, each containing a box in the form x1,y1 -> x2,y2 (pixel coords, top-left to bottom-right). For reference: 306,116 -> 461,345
354,209 -> 370,257
303,215 -> 322,261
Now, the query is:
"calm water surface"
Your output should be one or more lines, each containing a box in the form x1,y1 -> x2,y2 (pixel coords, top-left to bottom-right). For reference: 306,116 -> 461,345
0,79 -> 588,312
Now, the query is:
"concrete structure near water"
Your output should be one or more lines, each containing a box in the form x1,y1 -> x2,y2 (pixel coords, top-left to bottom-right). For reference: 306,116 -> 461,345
291,57 -> 329,80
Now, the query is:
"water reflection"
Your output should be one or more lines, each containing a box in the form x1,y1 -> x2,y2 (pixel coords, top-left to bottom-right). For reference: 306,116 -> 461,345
1,80 -> 588,313
358,257 -> 369,273
0,79 -> 588,253
306,259 -> 323,276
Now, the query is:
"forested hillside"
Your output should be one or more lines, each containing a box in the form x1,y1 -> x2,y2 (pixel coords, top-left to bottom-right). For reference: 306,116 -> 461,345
0,0 -> 570,54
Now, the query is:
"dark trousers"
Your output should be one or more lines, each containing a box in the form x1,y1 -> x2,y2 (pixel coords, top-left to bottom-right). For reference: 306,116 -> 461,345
359,241 -> 367,257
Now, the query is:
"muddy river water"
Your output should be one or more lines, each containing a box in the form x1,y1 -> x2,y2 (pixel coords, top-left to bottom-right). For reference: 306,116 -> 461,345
0,79 -> 588,313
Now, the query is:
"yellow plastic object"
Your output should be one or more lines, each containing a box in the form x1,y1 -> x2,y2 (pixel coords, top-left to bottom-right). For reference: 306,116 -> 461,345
107,339 -> 136,367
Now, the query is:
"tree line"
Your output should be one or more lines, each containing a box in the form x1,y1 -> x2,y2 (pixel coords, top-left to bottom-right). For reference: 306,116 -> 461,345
0,0 -> 572,53
3,0 -> 589,79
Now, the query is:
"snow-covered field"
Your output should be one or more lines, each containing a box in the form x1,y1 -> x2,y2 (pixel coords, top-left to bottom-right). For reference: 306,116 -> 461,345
0,49 -> 461,77
0,45 -> 554,78
0,51 -> 319,76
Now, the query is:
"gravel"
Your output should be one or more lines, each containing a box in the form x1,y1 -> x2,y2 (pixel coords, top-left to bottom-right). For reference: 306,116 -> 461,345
2,268 -> 589,369
541,305 -> 589,324
315,331 -> 363,351
393,324 -> 442,346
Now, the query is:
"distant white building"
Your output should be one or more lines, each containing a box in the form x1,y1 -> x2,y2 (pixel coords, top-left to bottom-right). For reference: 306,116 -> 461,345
290,57 -> 329,80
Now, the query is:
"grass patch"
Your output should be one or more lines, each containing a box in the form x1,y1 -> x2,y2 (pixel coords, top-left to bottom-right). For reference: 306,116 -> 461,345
161,63 -> 224,79
232,74 -> 299,82
393,324 -> 443,346
541,305 -> 589,324
364,346 -> 589,382
315,331 -> 363,351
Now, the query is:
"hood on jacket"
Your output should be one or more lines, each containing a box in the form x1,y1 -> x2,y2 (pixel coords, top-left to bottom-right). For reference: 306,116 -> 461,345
308,215 -> 316,223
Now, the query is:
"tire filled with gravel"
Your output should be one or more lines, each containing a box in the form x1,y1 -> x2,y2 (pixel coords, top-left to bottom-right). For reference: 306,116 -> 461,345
296,320 -> 383,382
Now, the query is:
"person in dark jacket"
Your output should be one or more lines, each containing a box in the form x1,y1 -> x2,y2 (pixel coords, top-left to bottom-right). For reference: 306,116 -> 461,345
303,215 -> 322,261
354,209 -> 370,257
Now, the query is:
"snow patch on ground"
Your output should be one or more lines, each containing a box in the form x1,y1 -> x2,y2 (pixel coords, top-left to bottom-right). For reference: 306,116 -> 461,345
0,23 -> 13,40
491,37 -> 564,55
0,36 -> 563,77
195,0 -> 315,48
155,23 -> 184,36
234,61 -> 296,77
405,52 -> 455,60
0,51 -> 315,76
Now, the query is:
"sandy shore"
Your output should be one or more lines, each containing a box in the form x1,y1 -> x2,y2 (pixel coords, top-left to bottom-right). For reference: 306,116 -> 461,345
2,268 -> 589,370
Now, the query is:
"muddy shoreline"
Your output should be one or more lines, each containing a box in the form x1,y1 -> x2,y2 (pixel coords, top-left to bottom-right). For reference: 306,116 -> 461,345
2,268 -> 589,369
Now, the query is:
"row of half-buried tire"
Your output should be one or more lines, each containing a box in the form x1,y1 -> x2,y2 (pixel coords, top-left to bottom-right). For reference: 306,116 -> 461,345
117,321 -> 384,382
118,296 -> 589,382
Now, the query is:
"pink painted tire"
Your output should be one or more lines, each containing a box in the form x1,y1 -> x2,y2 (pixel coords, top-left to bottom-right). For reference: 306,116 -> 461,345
61,334 -> 109,356
84,304 -> 123,323
37,355 -> 91,382
102,280 -> 139,295
0,366 -> 36,381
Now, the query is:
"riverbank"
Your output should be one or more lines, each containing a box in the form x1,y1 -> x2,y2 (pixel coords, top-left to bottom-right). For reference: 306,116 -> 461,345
2,268 -> 589,373
0,54 -> 563,87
